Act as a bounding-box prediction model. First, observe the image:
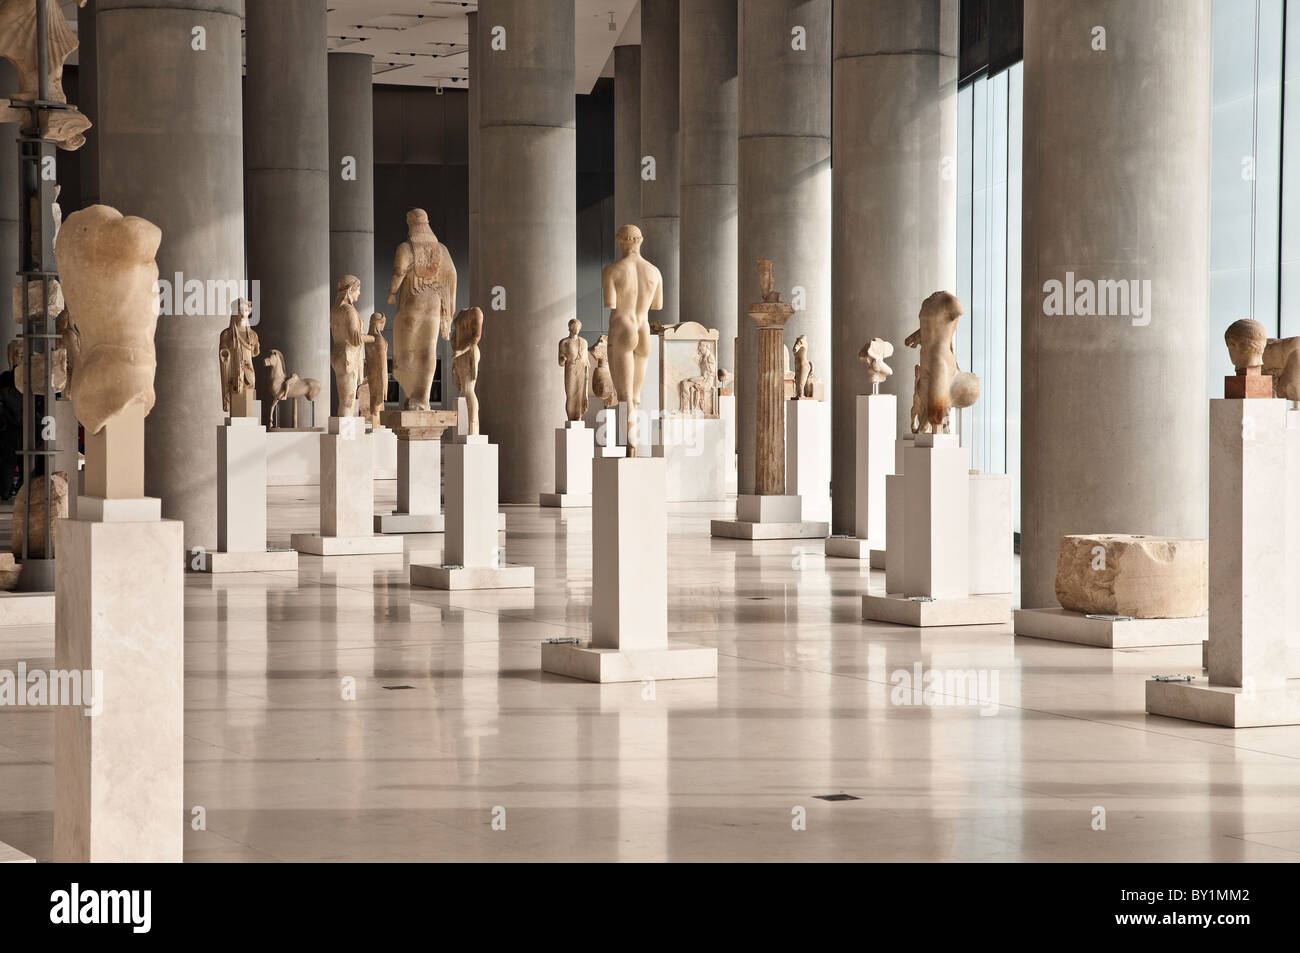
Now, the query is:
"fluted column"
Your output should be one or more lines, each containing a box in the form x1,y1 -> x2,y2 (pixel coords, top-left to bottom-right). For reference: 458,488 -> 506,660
96,0 -> 245,552
477,0 -> 576,500
680,0 -> 738,347
830,0 -> 957,535
754,313 -> 792,494
736,0 -> 831,495
640,0 -> 681,327
245,0 -> 331,424
1020,0 -> 1211,608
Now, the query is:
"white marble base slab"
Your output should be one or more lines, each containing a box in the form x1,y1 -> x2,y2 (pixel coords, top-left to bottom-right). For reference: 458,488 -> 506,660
196,549 -> 299,574
0,841 -> 34,863
375,512 -> 445,534
825,535 -> 882,560
291,533 -> 405,556
710,518 -> 830,540
863,591 -> 1011,628
1014,607 -> 1207,648
1146,677 -> 1300,728
409,563 -> 534,590
540,641 -> 718,683
737,493 -> 801,523
539,491 -> 592,508
869,548 -> 886,569
0,592 -> 55,626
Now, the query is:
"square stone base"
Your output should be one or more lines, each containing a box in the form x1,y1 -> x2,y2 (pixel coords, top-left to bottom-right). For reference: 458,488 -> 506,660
291,533 -> 405,556
1014,608 -> 1208,648
540,641 -> 718,683
0,841 -> 34,863
0,592 -> 55,626
375,512 -> 445,534
863,591 -> 1012,628
825,536 -> 883,561
1145,677 -> 1300,728
869,548 -> 886,569
196,549 -> 299,574
539,491 -> 592,508
410,562 -> 534,590
710,519 -> 830,540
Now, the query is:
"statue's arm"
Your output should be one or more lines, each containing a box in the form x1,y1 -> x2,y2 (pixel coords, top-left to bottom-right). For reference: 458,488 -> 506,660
904,329 -> 921,349
389,243 -> 412,304
442,253 -> 458,335
651,271 -> 664,312
602,267 -> 616,310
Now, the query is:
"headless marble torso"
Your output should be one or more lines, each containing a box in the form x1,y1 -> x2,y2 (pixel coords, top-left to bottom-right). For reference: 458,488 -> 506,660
602,247 -> 663,455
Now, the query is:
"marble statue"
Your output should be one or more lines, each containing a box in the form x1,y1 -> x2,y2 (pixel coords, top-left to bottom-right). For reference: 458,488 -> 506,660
1056,534 -> 1207,619
450,306 -> 483,436
388,209 -> 456,410
1225,319 -> 1268,370
602,224 -> 663,456
364,313 -> 388,429
53,205 -> 161,435
589,334 -> 618,408
678,340 -> 718,415
559,318 -> 590,421
58,309 -> 79,392
6,339 -> 19,371
264,349 -> 322,429
718,367 -> 733,396
330,276 -> 367,416
1277,351 -> 1300,405
792,334 -> 811,399
218,298 -> 259,415
904,291 -> 979,435
1263,336 -> 1300,398
0,0 -> 91,151
13,343 -> 67,396
12,471 -> 67,559
0,552 -> 19,590
859,338 -> 894,394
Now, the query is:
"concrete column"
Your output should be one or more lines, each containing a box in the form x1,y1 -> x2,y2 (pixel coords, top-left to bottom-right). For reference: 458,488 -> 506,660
1020,0 -> 1211,608
830,1 -> 958,535
736,0 -> 831,495
468,12 -> 481,309
640,0 -> 680,327
246,0 -> 331,425
679,0 -> 738,346
0,60 -> 17,357
328,52 -> 374,321
477,0 -> 575,501
613,44 -> 642,236
96,0 -> 245,552
77,0 -> 101,208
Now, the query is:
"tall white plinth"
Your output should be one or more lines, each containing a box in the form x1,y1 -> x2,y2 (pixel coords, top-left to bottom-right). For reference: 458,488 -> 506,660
786,399 -> 830,521
865,433 -> 1010,627
540,421 -> 594,507
292,417 -> 403,556
55,509 -> 184,862
541,457 -> 716,682
410,436 -> 533,589
1289,409 -> 1300,674
199,417 -> 298,572
371,423 -> 397,479
827,394 -> 895,560
969,474 -> 1013,595
1147,399 -> 1300,726
593,407 -> 627,458
377,437 -> 445,533
654,413 -> 729,502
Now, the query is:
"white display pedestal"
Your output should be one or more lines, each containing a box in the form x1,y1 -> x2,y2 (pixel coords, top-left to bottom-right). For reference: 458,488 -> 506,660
540,421 -> 594,508
410,436 -> 533,589
864,434 -> 1011,627
198,416 -> 299,572
593,407 -> 627,459
54,503 -> 183,862
721,393 -> 738,495
827,394 -> 895,561
541,456 -> 717,682
377,437 -> 445,532
1015,608 -> 1207,648
0,841 -> 33,863
786,398 -> 830,522
371,424 -> 397,480
291,417 -> 403,556
1147,400 -> 1300,726
710,492 -> 830,540
654,412 -> 729,502
969,474 -> 1013,594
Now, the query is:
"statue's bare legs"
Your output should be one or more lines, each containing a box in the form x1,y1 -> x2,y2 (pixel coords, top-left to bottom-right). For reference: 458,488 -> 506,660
610,314 -> 650,457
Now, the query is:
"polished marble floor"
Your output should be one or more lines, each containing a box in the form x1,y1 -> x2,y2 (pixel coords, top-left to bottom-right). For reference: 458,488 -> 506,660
2,483 -> 1299,862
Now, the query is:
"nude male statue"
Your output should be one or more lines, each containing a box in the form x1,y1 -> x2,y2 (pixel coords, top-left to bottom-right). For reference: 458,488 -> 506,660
364,312 -> 388,429
558,318 -> 590,422
387,209 -> 456,410
450,306 -> 484,436
601,224 -> 663,457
